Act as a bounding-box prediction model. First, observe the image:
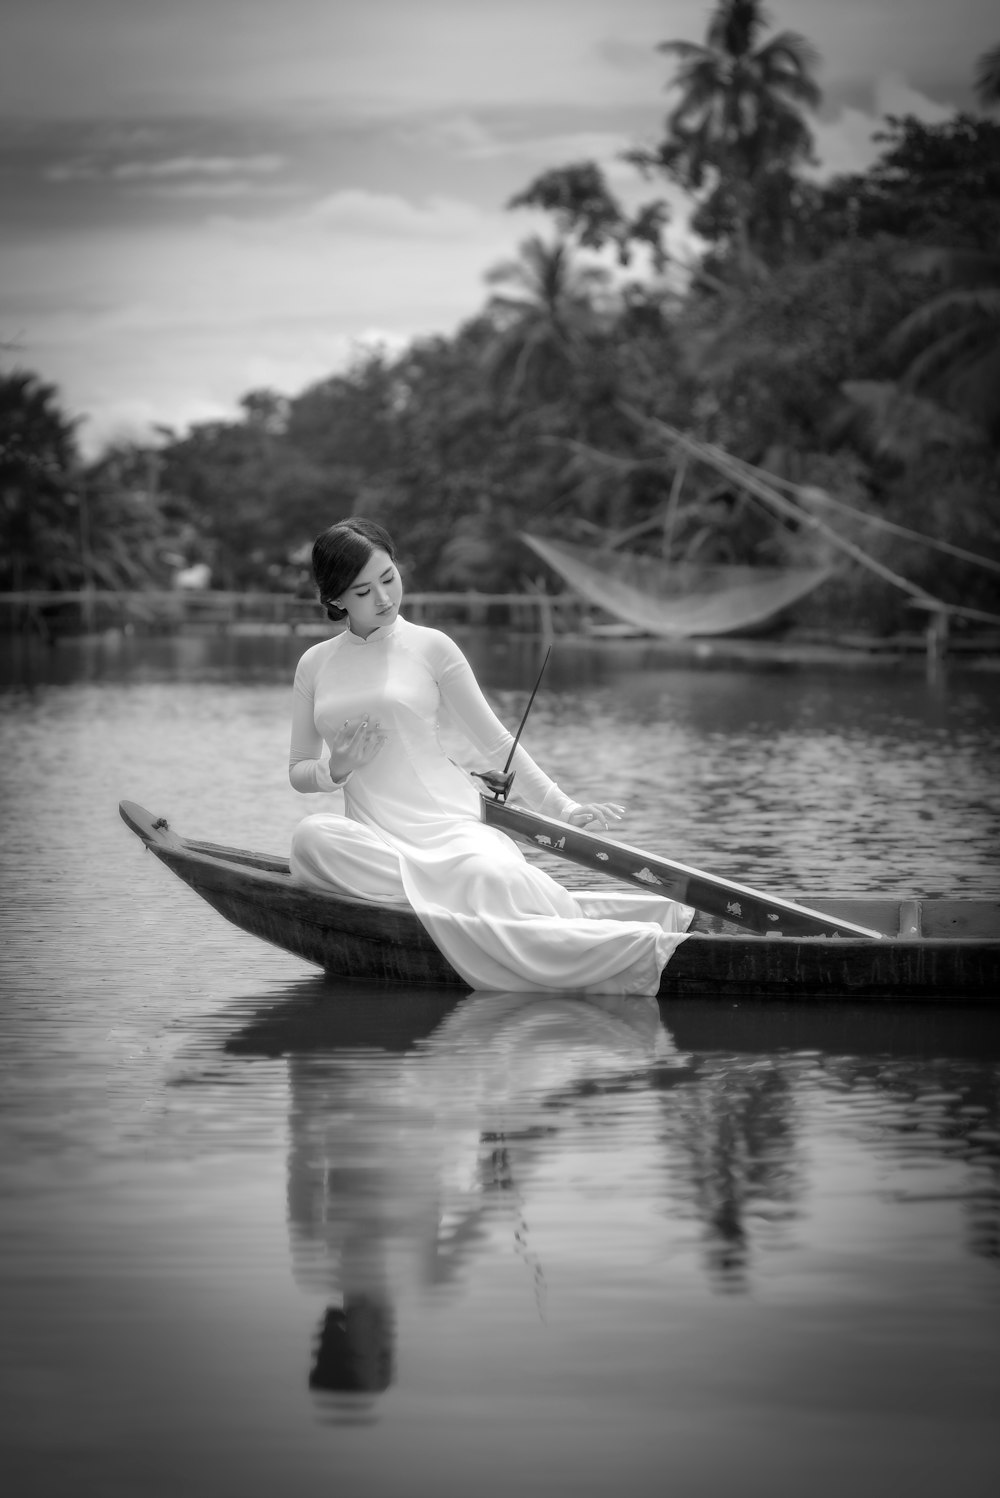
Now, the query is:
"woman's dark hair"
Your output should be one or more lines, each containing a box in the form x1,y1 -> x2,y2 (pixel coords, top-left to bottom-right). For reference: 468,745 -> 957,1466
311,517 -> 397,622
309,1297 -> 394,1393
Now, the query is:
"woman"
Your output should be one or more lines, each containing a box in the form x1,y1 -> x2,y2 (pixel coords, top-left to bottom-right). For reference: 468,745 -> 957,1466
289,517 -> 692,995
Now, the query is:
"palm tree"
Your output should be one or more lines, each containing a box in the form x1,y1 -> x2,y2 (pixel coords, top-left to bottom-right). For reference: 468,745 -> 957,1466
0,370 -> 81,590
652,0 -> 821,274
878,44 -> 1000,439
835,380 -> 989,465
975,42 -> 1000,109
482,235 -> 610,410
887,246 -> 1000,441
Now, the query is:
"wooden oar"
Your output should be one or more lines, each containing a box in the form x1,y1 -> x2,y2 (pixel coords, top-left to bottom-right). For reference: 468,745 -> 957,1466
481,797 -> 884,940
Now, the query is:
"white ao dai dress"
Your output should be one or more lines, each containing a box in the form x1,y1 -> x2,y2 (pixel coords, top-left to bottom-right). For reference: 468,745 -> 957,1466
288,617 -> 691,995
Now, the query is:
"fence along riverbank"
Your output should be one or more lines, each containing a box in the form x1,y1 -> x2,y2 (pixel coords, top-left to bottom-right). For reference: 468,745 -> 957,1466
1,586 -> 997,674
0,588 -> 575,642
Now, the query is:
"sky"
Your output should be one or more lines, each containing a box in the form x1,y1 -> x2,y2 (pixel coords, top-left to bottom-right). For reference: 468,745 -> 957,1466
2,0 -> 996,456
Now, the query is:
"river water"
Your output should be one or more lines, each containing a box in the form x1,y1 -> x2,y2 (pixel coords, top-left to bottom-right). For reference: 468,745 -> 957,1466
1,629 -> 998,1497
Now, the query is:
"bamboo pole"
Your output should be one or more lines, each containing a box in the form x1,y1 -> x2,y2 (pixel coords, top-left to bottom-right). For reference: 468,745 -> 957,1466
662,455 -> 687,559
621,405 -> 1000,629
744,465 -> 1000,577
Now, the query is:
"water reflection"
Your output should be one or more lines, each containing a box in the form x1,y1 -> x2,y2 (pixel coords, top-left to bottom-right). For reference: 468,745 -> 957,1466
668,1001 -> 1000,1269
661,1058 -> 804,1292
817,1053 -> 1000,1263
229,986 -> 691,1415
220,985 -> 1000,1424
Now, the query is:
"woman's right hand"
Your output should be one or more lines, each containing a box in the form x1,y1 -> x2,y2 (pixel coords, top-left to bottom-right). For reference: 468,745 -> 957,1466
327,717 -> 388,781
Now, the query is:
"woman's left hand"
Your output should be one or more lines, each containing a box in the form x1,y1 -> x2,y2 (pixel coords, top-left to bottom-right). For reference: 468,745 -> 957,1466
568,802 -> 626,832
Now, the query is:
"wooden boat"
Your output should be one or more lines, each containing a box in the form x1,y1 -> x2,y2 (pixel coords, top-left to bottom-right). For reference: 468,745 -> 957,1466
120,800 -> 1000,1002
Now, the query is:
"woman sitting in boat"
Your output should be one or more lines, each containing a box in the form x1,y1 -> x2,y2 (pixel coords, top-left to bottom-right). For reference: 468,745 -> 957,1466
288,517 -> 692,995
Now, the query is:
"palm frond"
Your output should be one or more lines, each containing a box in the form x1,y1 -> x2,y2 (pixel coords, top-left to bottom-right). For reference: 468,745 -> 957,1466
668,59 -> 730,109
656,40 -> 712,63
901,323 -> 997,391
889,287 -> 1000,355
756,32 -> 822,92
975,41 -> 1000,107
898,245 -> 1000,286
838,380 -> 987,461
904,325 -> 999,398
484,259 -> 531,290
706,0 -> 769,57
486,293 -> 538,316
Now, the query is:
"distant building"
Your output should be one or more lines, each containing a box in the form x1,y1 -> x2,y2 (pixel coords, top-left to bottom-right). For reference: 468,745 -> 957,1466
173,562 -> 212,591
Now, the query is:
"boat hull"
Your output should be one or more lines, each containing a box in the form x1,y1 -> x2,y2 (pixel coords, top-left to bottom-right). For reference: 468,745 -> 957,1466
120,802 -> 1000,1003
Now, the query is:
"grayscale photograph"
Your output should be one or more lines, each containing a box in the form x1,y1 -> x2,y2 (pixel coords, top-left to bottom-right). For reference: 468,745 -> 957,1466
2,3 -> 998,1495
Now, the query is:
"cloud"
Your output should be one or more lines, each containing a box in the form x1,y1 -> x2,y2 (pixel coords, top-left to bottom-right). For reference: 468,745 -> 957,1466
44,151 -> 287,186
595,34 -> 663,74
0,0 -> 682,121
873,74 -> 955,124
400,111 -> 639,175
133,180 -> 301,201
8,0 -> 992,461
468,123 -> 638,170
289,188 -> 496,240
3,183 -> 534,454
112,154 -> 285,180
5,0 -> 995,131
809,110 -> 885,178
44,160 -> 101,183
809,72 -> 958,178
402,112 -> 673,219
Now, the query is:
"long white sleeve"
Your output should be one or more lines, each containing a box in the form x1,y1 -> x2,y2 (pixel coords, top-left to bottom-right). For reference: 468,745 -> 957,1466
427,632 -> 579,821
288,653 -> 343,794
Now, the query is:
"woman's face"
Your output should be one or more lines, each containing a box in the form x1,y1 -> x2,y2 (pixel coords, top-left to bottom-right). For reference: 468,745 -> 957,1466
336,547 -> 403,638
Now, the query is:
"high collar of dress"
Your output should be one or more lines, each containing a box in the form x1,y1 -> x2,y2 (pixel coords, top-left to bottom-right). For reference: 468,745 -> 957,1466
341,615 -> 401,646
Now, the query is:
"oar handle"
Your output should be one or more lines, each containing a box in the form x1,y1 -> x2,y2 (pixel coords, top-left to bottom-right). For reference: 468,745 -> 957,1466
482,798 -> 883,940
502,645 -> 552,777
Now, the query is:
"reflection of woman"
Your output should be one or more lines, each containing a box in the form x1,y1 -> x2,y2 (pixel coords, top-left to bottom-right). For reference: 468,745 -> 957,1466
288,517 -> 691,995
309,1297 -> 394,1395
286,990 -> 678,1398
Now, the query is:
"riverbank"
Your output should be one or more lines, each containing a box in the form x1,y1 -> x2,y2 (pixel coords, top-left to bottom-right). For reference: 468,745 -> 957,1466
2,587 -> 998,673
554,625 -> 1000,674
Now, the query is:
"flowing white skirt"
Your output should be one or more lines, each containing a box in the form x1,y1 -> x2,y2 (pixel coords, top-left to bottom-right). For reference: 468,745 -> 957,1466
290,811 -> 692,997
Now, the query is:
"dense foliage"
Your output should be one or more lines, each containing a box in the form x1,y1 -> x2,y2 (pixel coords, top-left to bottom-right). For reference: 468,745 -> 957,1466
4,5 -> 998,633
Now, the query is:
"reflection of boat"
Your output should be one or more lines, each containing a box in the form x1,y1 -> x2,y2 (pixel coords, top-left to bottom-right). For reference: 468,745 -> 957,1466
520,534 -> 832,638
121,802 -> 1000,1001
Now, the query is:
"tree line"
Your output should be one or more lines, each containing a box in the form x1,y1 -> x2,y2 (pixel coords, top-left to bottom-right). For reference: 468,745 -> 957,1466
3,2 -> 998,633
